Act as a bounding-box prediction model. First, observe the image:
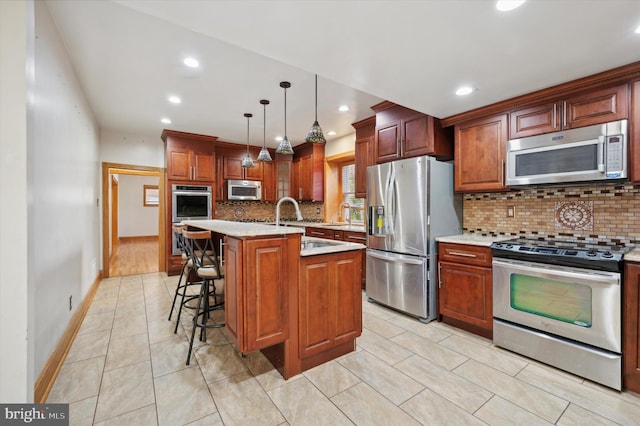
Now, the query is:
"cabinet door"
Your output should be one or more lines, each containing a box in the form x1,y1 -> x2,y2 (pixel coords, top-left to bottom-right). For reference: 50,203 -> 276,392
262,161 -> 276,202
564,84 -> 628,129
375,122 -> 400,163
223,156 -> 244,180
193,152 -> 215,182
297,154 -> 313,200
245,237 -> 289,352
167,149 -> 192,181
276,160 -> 292,199
439,261 -> 493,337
244,161 -> 263,181
509,102 -> 561,139
454,114 -> 508,192
299,251 -> 362,358
630,80 -> 639,183
401,112 -> 431,158
354,136 -> 372,198
624,263 -> 640,393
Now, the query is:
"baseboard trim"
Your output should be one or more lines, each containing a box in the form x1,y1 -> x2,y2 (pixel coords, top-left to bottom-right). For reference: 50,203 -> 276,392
34,271 -> 103,403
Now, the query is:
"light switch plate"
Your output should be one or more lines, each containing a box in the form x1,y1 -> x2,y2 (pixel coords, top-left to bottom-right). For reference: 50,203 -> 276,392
507,206 -> 515,217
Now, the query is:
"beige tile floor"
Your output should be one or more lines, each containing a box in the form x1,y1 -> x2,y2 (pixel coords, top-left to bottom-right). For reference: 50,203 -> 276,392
47,272 -> 640,425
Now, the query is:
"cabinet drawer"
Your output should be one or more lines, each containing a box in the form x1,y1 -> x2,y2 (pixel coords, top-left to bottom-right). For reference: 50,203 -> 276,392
439,243 -> 492,267
305,227 -> 334,239
343,231 -> 367,244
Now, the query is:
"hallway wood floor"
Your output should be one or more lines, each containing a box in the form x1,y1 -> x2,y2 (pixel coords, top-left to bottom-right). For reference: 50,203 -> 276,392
109,237 -> 158,277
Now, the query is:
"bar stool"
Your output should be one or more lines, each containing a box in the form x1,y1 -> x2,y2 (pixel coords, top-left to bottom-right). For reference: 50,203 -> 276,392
182,229 -> 225,365
168,223 -> 190,323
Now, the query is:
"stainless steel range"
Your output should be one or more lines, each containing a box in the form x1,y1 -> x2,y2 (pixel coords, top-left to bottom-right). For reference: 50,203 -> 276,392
490,238 -> 630,390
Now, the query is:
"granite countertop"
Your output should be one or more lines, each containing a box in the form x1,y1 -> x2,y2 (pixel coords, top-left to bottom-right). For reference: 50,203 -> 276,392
183,219 -> 304,237
270,221 -> 366,233
626,248 -> 640,263
436,234 -> 513,247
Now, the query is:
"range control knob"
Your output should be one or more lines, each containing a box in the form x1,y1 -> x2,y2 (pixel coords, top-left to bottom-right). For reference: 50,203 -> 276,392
602,252 -> 614,258
586,251 -> 597,257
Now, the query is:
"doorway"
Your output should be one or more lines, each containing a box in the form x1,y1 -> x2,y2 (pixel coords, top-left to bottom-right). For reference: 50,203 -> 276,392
101,162 -> 165,277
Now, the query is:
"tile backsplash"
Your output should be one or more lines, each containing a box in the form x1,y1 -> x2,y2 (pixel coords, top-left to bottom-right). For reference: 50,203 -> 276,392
215,201 -> 324,222
463,182 -> 640,246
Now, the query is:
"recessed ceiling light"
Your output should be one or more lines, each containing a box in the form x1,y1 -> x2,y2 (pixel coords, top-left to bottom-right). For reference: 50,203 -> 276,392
338,105 -> 350,112
456,86 -> 474,96
183,57 -> 200,68
636,24 -> 640,34
496,0 -> 526,11
168,96 -> 182,104
275,136 -> 283,141
327,131 -> 336,136
161,118 -> 172,124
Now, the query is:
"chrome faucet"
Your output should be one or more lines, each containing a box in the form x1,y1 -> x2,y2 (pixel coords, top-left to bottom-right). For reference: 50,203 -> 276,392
338,202 -> 352,225
275,196 -> 303,226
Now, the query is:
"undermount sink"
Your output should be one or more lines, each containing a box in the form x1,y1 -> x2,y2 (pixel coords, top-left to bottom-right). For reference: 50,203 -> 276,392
301,238 -> 342,250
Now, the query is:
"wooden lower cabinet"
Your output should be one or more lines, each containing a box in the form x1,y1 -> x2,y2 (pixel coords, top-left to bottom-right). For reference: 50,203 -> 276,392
438,243 -> 493,339
224,235 -> 295,353
624,262 -> 640,393
298,250 -> 362,368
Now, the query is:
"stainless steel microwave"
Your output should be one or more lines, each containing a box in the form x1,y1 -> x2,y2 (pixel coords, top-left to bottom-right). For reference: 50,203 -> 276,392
227,179 -> 262,200
506,119 -> 627,186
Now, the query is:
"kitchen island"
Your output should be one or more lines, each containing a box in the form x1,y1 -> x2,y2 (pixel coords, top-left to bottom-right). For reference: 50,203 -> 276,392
182,219 -> 365,379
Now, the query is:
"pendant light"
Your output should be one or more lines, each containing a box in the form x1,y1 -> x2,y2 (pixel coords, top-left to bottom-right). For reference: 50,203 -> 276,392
305,74 -> 326,143
241,113 -> 255,168
275,81 -> 294,155
256,99 -> 273,162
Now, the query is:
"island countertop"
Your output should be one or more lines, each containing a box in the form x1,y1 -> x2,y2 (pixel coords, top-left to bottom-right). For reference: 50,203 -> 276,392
182,219 -> 304,237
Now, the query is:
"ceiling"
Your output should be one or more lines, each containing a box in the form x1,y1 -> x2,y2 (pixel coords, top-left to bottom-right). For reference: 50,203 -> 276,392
45,0 -> 640,149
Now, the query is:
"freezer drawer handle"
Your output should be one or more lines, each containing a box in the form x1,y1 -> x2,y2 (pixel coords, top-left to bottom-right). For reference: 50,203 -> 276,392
368,250 -> 424,265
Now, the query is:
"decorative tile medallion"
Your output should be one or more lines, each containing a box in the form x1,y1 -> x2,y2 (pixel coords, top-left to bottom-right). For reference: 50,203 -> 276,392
554,201 -> 593,231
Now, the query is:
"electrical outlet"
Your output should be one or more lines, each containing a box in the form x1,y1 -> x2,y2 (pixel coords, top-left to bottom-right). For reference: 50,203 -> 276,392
316,208 -> 320,214
69,295 -> 72,311
506,206 -> 515,217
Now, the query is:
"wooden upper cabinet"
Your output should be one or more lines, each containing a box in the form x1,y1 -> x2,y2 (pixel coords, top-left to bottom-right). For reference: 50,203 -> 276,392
631,79 -> 640,183
509,84 -> 628,139
221,147 -> 264,182
352,116 -> 376,198
371,101 -> 453,164
262,160 -> 276,202
455,114 -> 508,192
162,129 -> 217,183
292,142 -> 324,202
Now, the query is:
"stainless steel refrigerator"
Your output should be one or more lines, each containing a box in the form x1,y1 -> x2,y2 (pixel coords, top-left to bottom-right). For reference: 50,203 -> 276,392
366,155 -> 462,322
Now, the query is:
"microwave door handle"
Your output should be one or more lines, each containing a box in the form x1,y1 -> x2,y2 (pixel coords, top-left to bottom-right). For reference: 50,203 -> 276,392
597,136 -> 605,172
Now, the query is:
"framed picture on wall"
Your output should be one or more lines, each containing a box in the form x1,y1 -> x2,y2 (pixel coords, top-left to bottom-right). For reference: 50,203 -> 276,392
143,185 -> 159,207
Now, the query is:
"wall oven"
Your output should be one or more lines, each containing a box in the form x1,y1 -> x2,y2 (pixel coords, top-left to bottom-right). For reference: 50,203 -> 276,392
171,184 -> 212,254
491,239 -> 628,390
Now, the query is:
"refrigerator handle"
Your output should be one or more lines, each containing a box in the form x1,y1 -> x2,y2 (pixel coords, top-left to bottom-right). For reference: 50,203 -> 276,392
367,250 -> 424,265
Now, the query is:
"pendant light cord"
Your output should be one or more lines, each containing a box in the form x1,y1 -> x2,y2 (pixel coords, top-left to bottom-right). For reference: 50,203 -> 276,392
315,74 -> 318,122
263,103 -> 266,148
284,86 -> 287,138
246,115 -> 250,154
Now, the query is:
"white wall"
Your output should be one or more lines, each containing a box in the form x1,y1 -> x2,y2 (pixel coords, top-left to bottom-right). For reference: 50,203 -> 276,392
100,128 -> 164,168
118,174 -> 159,237
32,0 -> 101,389
325,133 -> 355,158
0,0 -> 33,403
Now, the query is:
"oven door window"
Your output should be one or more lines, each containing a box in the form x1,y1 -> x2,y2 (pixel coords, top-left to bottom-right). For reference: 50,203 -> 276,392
175,194 -> 209,219
510,274 -> 592,328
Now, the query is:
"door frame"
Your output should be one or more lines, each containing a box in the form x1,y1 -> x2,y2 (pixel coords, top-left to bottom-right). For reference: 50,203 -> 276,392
101,162 -> 165,278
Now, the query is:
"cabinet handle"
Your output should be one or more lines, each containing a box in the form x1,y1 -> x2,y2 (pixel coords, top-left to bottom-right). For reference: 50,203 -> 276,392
501,160 -> 505,186
563,101 -> 567,127
552,104 -> 557,129
219,240 -> 225,265
438,263 -> 442,288
449,251 -> 477,258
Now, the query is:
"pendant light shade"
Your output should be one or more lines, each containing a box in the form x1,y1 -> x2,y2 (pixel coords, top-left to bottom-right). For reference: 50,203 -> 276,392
257,99 -> 273,162
241,113 -> 255,168
275,81 -> 294,155
305,74 -> 326,144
